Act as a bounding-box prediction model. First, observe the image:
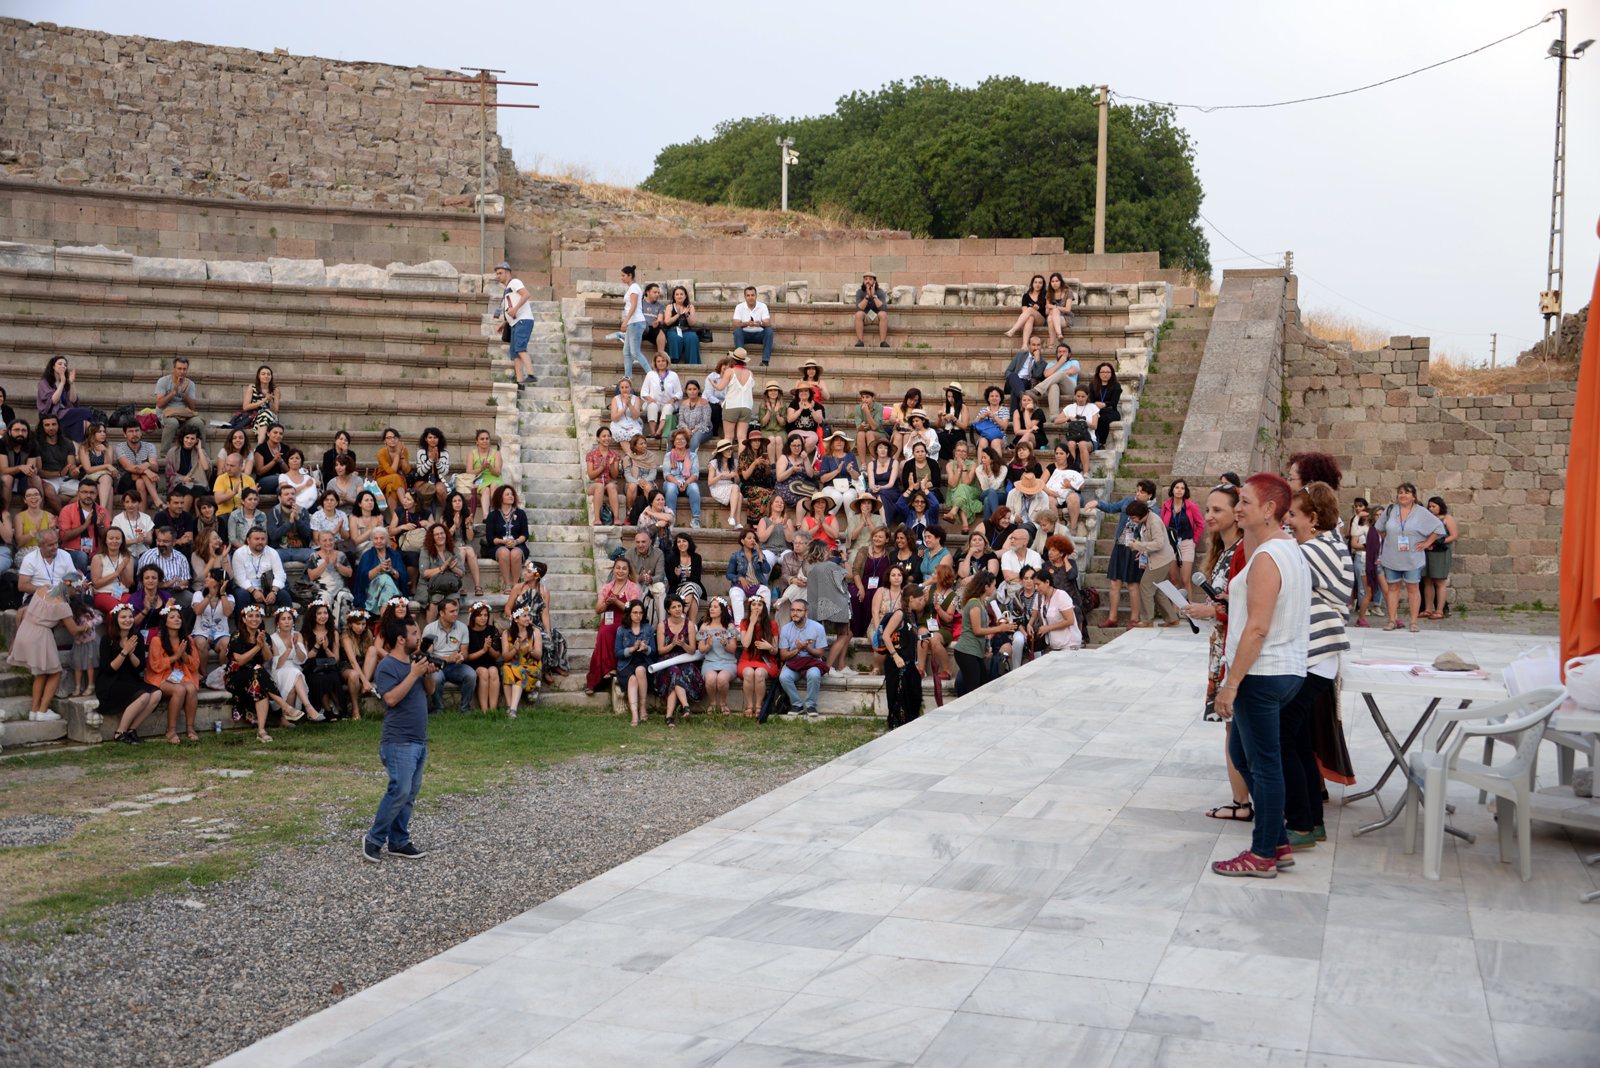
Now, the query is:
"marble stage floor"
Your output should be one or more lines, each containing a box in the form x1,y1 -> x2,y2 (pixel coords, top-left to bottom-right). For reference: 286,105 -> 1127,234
214,627 -> 1600,1068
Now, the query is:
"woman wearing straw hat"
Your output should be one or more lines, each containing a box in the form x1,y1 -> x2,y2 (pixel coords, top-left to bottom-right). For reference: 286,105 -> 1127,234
846,493 -> 885,559
758,382 -> 788,464
900,410 -> 941,462
721,349 -> 756,446
794,360 -> 832,404
738,429 -> 775,521
775,433 -> 816,508
707,440 -> 744,528
817,431 -> 861,515
786,384 -> 827,460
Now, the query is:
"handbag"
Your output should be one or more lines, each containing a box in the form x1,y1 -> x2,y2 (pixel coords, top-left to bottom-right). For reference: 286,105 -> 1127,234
429,569 -> 462,596
107,403 -> 138,429
307,656 -> 339,674
399,527 -> 427,552
694,326 -> 714,345
499,319 -> 512,343
453,472 -> 478,496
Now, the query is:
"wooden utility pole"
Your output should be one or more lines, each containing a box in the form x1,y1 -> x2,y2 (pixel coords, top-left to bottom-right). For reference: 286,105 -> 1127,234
1093,85 -> 1109,255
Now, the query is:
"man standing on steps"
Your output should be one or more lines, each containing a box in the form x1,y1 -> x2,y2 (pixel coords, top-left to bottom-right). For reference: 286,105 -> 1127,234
733,286 -> 774,367
362,615 -> 435,864
494,261 -> 538,390
853,272 -> 890,348
1004,335 -> 1045,413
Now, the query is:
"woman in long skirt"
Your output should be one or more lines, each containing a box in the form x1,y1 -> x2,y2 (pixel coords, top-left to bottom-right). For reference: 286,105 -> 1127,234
883,584 -> 928,730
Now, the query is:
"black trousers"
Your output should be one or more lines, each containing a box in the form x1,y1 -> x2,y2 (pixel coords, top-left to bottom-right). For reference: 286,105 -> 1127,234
954,650 -> 987,697
885,658 -> 921,729
1280,673 -> 1331,833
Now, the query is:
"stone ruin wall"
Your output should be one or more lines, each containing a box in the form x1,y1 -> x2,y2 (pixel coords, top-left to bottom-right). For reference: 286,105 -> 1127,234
1283,330 -> 1572,609
0,17 -> 509,210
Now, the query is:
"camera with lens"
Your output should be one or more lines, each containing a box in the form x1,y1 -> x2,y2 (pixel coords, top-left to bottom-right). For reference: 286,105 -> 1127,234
413,635 -> 448,667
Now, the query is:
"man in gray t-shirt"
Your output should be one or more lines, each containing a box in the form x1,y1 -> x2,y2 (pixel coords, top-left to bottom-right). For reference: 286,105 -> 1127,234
363,617 -> 436,862
421,598 -> 476,714
114,424 -> 161,510
154,355 -> 207,454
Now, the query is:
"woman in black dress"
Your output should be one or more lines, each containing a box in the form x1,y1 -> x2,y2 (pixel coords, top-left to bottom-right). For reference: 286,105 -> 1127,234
227,604 -> 283,742
665,532 -> 705,623
465,600 -> 502,711
300,600 -> 347,718
1003,274 -> 1048,348
99,603 -> 162,744
883,582 -> 928,730
1087,362 -> 1122,448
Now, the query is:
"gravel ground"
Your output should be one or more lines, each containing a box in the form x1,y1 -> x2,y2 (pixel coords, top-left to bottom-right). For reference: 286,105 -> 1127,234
0,753 -> 824,1068
0,816 -> 82,849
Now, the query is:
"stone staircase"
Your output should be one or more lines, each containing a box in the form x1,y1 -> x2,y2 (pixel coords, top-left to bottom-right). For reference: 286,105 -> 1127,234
1080,304 -> 1213,641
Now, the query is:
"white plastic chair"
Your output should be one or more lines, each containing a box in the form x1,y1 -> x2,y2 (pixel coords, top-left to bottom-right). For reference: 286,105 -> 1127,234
1402,687 -> 1567,881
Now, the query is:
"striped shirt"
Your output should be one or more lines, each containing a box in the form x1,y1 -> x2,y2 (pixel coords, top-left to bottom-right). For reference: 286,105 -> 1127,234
1301,530 -> 1354,668
137,546 -> 193,588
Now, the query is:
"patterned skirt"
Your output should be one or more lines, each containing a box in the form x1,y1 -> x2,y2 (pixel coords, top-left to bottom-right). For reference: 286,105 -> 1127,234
651,662 -> 706,701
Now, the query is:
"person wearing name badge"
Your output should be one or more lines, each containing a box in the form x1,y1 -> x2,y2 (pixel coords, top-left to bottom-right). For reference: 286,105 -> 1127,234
1374,481 -> 1444,633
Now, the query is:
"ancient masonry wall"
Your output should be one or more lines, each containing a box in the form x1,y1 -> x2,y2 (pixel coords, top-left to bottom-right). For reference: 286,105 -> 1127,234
0,17 -> 508,209
1283,331 -> 1572,608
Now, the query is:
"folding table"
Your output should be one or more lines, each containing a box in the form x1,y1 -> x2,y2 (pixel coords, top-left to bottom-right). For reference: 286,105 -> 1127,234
1341,663 -> 1508,841
1541,704 -> 1600,903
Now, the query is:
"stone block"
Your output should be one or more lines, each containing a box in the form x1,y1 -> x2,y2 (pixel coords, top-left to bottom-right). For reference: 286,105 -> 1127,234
756,285 -> 778,305
0,240 -> 55,270
917,284 -> 946,307
667,278 -> 696,302
890,285 -> 916,306
326,263 -> 388,288
58,243 -> 134,276
132,255 -> 207,280
386,259 -> 460,292
206,260 -> 272,285
268,256 -> 327,287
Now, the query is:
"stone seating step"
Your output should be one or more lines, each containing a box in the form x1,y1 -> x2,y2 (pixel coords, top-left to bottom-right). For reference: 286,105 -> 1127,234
0,336 -> 505,379
583,296 -> 1140,327
0,313 -> 493,359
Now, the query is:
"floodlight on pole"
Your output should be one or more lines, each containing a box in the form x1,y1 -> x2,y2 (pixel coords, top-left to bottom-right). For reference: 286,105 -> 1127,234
1540,10 -> 1588,361
776,137 -> 797,212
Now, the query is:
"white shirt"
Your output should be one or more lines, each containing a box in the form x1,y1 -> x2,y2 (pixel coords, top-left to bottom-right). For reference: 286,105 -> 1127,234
734,301 -> 771,328
1224,538 -> 1311,677
20,547 -> 75,592
900,428 -> 940,461
1043,588 -> 1081,650
1046,466 -> 1085,501
1059,402 -> 1098,427
704,370 -> 726,404
502,279 -> 535,323
1001,547 -> 1043,578
113,511 -> 155,550
231,544 -> 287,592
641,369 -> 683,405
624,282 -> 646,325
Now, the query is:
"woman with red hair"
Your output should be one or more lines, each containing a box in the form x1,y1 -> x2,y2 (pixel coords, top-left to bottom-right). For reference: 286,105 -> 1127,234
1211,473 -> 1312,879
1286,451 -> 1342,491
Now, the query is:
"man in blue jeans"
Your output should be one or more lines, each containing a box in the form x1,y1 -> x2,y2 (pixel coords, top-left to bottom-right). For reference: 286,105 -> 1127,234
778,597 -> 828,718
422,597 -> 477,714
494,261 -> 538,390
732,286 -> 774,366
363,616 -> 436,863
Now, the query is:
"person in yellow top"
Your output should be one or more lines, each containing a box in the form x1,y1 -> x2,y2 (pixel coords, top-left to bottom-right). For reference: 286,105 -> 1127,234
211,452 -> 256,516
375,428 -> 410,507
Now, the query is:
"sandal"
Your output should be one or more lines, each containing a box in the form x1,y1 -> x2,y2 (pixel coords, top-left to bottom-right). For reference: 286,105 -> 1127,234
1383,621 -> 1398,631
186,730 -> 200,742
1206,801 -> 1254,822
164,733 -> 181,745
1409,623 -> 1420,633
257,730 -> 273,742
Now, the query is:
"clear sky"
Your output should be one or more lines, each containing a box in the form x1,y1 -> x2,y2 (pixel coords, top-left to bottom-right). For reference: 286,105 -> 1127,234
6,0 -> 1595,363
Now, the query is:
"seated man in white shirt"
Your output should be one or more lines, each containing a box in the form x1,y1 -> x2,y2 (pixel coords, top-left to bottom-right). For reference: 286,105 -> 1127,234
732,286 -> 774,366
230,527 -> 291,609
1052,385 -> 1099,473
18,530 -> 78,602
999,527 -> 1043,599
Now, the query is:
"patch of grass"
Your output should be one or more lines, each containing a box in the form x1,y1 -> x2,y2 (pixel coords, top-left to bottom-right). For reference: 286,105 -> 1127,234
915,343 -> 931,349
426,327 -> 440,334
0,711 -> 874,935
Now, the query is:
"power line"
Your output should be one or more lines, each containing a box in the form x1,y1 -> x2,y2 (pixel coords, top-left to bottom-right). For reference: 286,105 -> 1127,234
1198,212 -> 1281,268
1113,14 -> 1553,113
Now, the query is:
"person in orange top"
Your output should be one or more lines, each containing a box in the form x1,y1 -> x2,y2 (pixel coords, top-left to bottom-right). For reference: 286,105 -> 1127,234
375,427 -> 410,507
146,603 -> 202,743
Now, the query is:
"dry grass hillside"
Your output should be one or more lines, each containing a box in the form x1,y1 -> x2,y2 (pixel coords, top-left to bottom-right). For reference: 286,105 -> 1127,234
1300,307 -> 1579,396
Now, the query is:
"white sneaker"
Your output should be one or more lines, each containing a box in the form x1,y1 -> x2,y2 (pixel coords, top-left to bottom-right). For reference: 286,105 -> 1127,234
35,711 -> 61,722
835,666 -> 858,676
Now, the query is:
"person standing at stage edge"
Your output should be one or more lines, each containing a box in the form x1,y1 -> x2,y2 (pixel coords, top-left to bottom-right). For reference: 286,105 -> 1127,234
362,614 -> 436,864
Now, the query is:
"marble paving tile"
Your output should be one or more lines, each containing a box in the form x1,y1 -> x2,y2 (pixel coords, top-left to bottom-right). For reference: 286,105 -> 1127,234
435,932 -> 532,967
1308,1002 -> 1497,1068
292,1005 -> 570,1068
914,1012 -> 1124,1068
1185,883 -> 1329,925
1050,870 -> 1198,911
713,902 -> 885,951
1073,843 -> 1216,882
511,918 -> 699,973
433,955 -> 643,1018
1130,984 -> 1314,1051
1005,784 -> 1132,824
1151,945 -> 1321,1001
901,790 -> 1022,816
1110,1031 -> 1310,1068
851,916 -> 1020,966
1169,911 -> 1326,960
1468,905 -> 1600,947
762,874 -> 922,916
803,847 -> 949,888
1025,901 -> 1184,944
211,996 -> 424,1068
650,936 -> 840,992
635,861 -> 798,902
1475,939 -> 1600,1032
688,835 -> 840,874
1305,1055 -> 1452,1068
585,974 -> 791,1039
1491,1020 -> 1600,1068
801,952 -> 990,1010
961,967 -> 1147,1030
891,886 -> 1047,930
743,992 -> 953,1063
715,1044 -> 909,1068
581,888 -> 753,938
995,930 -> 1167,984
505,1021 -> 734,1068
925,859 -> 1068,898
837,825 -> 979,862
1317,926 -> 1479,975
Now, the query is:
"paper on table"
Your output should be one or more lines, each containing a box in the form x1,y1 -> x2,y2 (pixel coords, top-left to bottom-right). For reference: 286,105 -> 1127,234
1155,580 -> 1191,611
1351,660 -> 1428,672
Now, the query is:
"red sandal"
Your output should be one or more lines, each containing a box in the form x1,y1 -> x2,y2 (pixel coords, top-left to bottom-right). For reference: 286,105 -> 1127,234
1211,850 -> 1277,878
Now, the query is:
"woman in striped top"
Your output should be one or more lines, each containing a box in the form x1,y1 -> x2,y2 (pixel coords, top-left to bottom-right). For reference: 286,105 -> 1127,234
1282,482 -> 1355,849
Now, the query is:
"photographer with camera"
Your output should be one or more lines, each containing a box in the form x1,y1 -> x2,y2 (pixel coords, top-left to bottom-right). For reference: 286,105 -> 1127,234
362,615 -> 436,863
421,598 -> 476,715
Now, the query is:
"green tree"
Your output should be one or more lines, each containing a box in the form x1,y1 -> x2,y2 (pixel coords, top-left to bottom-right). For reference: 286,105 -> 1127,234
641,77 -> 1210,273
